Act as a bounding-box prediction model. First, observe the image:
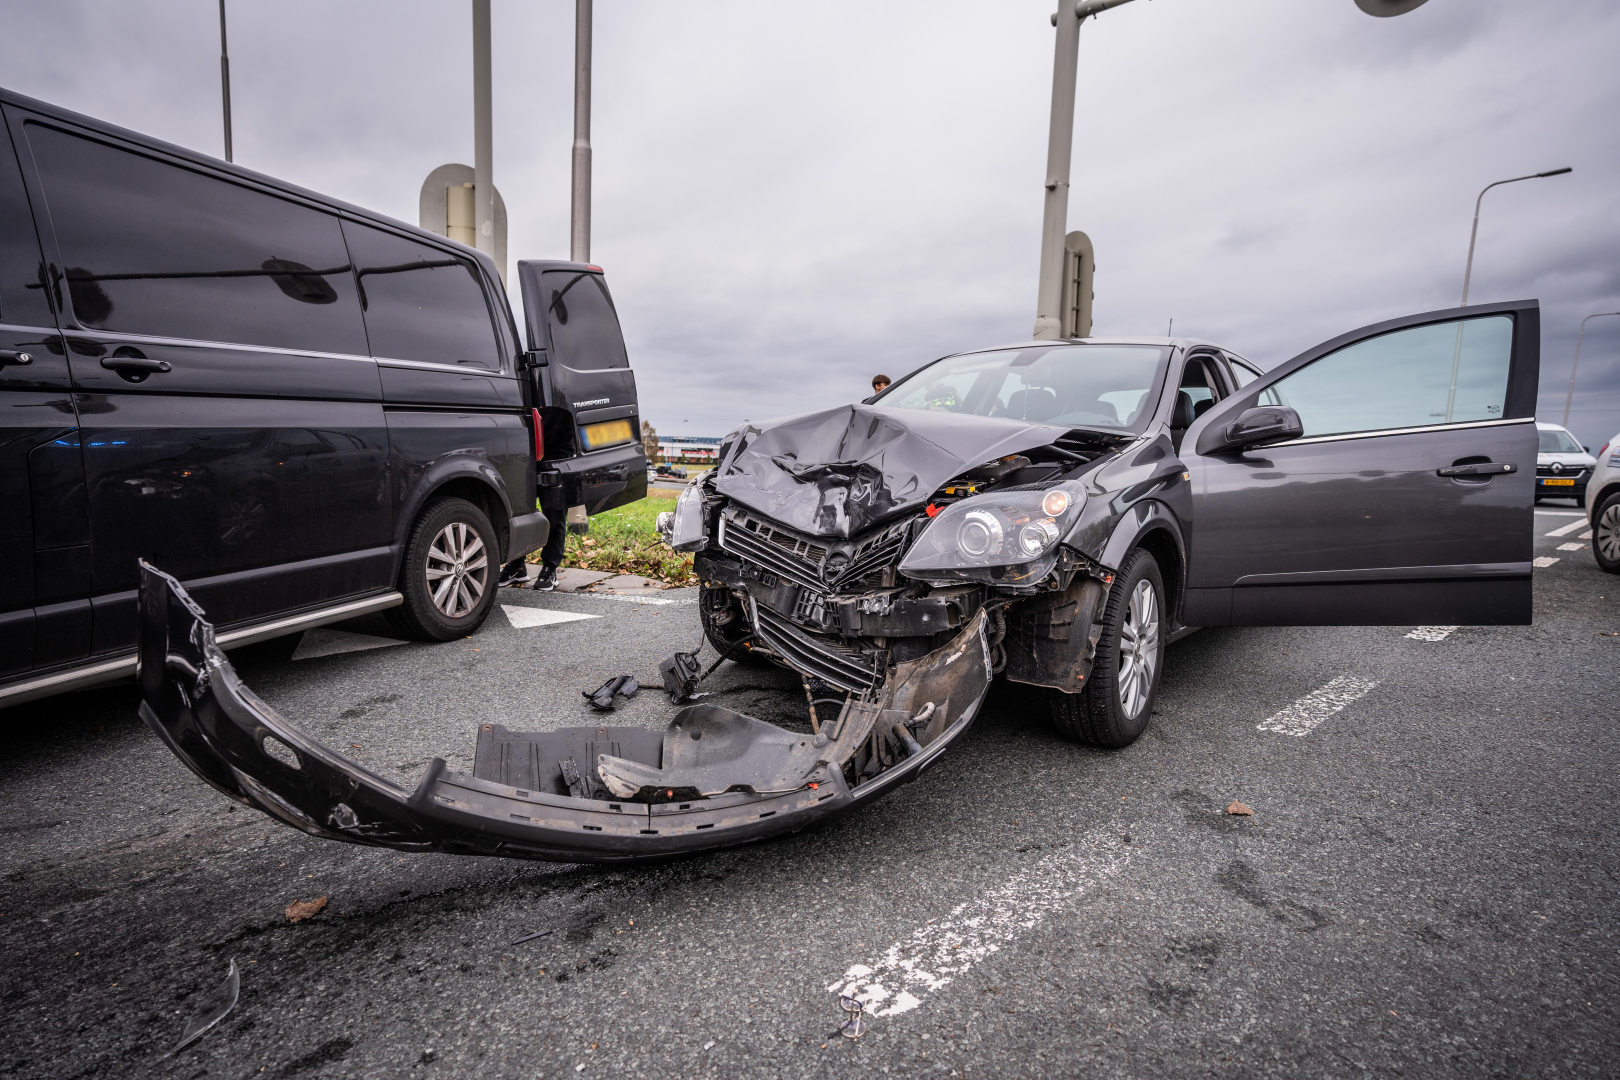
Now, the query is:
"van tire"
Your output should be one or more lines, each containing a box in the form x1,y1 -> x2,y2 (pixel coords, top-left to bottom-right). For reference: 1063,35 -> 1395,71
388,498 -> 500,642
1042,548 -> 1164,749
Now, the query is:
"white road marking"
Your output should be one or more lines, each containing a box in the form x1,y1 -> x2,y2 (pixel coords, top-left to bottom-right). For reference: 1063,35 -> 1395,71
290,629 -> 407,661
828,840 -> 1130,1018
1256,675 -> 1378,737
1534,510 -> 1584,517
501,605 -> 602,628
1533,556 -> 1560,568
1579,530 -> 1594,540
1557,542 -> 1586,552
579,592 -> 696,606
1406,626 -> 1457,642
1545,519 -> 1588,537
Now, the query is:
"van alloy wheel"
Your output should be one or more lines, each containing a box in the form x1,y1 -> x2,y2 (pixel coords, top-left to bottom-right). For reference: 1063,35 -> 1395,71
427,521 -> 488,618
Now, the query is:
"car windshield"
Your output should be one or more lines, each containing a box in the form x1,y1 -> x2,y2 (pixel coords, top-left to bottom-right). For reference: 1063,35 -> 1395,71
878,344 -> 1172,433
1539,429 -> 1583,453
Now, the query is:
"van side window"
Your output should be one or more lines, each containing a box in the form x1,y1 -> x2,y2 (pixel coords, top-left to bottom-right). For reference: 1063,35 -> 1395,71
542,271 -> 628,369
0,133 -> 53,327
24,123 -> 365,354
343,222 -> 500,370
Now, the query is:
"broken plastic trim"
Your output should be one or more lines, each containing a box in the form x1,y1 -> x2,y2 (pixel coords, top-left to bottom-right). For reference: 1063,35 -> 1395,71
135,561 -> 993,864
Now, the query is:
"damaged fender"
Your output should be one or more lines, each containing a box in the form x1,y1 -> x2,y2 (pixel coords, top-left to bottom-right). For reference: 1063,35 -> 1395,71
135,562 -> 993,863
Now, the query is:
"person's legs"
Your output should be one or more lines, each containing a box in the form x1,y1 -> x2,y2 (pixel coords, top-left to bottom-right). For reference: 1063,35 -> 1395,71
530,504 -> 568,590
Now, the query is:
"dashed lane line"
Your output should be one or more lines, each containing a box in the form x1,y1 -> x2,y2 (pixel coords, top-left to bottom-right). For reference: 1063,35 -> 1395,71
828,839 -> 1131,1018
1545,519 -> 1588,537
1557,542 -> 1586,552
1406,626 -> 1457,642
1579,530 -> 1594,540
1533,556 -> 1560,568
501,605 -> 602,629
290,628 -> 408,660
1256,675 -> 1378,737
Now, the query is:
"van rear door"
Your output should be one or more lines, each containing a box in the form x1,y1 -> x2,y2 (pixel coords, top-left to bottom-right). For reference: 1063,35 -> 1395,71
517,261 -> 645,514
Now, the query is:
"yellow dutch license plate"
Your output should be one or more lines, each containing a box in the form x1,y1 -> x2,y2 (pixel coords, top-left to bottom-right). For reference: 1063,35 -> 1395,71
1541,477 -> 1575,486
581,418 -> 633,450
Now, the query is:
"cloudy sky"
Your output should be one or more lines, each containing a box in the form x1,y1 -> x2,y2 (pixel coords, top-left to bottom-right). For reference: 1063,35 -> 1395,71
4,0 -> 1618,448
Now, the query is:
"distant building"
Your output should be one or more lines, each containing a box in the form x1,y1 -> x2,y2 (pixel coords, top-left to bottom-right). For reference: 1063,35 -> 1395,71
657,434 -> 723,464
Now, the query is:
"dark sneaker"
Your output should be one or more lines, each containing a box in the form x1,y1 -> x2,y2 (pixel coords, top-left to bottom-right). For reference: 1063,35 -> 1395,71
531,565 -> 559,592
498,559 -> 530,588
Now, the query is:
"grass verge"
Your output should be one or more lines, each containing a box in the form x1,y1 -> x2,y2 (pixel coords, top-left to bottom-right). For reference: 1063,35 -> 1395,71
527,487 -> 695,585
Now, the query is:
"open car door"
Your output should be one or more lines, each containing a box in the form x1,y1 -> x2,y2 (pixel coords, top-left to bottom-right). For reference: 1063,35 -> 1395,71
517,260 -> 646,515
1181,300 -> 1539,626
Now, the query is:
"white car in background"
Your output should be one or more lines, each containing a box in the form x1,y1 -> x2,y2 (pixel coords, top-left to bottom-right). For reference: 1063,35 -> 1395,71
1536,422 -> 1597,507
1587,428 -> 1620,575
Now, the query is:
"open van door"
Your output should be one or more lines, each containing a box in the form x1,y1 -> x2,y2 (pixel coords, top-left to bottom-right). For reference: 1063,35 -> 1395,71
517,261 -> 646,515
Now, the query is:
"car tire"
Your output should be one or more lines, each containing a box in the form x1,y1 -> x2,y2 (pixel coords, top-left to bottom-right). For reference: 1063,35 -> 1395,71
1042,548 -> 1165,749
1594,491 -> 1620,575
387,497 -> 500,642
700,585 -> 776,667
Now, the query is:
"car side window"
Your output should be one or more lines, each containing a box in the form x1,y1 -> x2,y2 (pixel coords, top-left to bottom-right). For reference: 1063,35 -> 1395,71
1226,355 -> 1263,389
0,132 -> 54,327
541,271 -> 628,369
1266,316 -> 1512,438
1174,355 -> 1226,425
343,221 -> 501,370
24,122 -> 366,354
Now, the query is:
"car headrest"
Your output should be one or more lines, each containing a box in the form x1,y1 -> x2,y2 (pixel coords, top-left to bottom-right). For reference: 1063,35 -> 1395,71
1171,390 -> 1196,429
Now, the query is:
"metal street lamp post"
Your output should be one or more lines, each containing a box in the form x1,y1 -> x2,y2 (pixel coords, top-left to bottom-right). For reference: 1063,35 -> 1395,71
1033,0 -> 1138,340
218,0 -> 232,162
1460,167 -> 1571,305
572,0 -> 593,263
1563,311 -> 1620,428
472,0 -> 496,263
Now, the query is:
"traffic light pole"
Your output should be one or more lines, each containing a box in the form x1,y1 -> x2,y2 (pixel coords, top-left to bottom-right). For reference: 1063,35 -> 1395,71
1033,0 -> 1137,340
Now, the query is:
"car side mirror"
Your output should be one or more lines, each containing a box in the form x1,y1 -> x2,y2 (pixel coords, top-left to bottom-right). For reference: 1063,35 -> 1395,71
1216,406 -> 1303,452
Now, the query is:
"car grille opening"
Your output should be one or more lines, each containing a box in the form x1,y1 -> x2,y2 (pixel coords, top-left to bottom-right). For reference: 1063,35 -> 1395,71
752,605 -> 882,692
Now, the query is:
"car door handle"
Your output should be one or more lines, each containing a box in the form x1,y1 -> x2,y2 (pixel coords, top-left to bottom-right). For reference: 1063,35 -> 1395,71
1437,462 -> 1514,477
0,349 -> 32,365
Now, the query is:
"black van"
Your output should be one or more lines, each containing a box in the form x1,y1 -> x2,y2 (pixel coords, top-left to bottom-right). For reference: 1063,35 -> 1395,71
0,88 -> 645,707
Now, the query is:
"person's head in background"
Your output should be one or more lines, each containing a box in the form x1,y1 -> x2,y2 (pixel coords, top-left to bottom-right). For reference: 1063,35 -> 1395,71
872,374 -> 891,394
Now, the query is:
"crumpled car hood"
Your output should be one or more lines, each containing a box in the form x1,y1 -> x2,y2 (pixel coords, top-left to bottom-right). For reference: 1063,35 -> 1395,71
714,405 -> 1080,538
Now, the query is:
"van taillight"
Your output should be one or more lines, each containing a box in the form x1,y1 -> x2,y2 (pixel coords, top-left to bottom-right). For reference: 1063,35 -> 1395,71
1601,442 -> 1611,458
531,409 -> 545,460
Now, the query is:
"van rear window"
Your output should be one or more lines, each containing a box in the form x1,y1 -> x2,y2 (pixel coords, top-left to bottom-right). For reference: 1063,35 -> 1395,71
343,222 -> 501,370
543,271 -> 628,370
25,122 -> 366,355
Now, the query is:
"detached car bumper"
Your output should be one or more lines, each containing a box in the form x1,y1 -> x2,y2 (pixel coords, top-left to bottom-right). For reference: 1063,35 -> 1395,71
136,562 -> 992,863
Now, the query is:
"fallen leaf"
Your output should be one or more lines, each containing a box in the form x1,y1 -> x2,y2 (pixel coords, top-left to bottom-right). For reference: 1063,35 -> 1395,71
285,895 -> 328,923
1225,801 -> 1253,816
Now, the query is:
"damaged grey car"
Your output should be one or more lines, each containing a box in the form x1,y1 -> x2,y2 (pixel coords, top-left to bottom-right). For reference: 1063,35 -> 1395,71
140,300 -> 1540,862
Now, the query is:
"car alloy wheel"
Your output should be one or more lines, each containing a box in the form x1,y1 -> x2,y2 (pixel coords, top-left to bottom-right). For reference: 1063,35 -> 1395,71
1117,578 -> 1160,721
1598,500 -> 1620,566
426,521 -> 488,618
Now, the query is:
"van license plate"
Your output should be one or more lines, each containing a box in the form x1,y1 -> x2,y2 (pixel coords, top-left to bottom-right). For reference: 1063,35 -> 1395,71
581,419 -> 633,450
1540,477 -> 1575,486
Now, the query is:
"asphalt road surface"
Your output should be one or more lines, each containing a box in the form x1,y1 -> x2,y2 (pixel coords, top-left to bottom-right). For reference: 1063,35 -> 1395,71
2,510 -> 1616,1078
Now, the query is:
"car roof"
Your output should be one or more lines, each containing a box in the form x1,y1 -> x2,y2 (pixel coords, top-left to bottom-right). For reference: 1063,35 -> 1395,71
1536,422 -> 1571,432
0,84 -> 506,287
961,337 -> 1225,353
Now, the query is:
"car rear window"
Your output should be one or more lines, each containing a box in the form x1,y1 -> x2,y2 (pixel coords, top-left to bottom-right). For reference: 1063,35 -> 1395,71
25,122 -> 367,354
541,271 -> 628,370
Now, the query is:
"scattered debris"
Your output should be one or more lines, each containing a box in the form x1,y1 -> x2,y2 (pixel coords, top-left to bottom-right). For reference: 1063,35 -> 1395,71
702,1040 -> 716,1051
162,958 -> 239,1058
1225,801 -> 1253,816
1600,631 -> 1618,637
839,993 -> 868,1038
583,676 -> 640,712
510,928 -> 554,946
659,651 -> 703,703
285,895 -> 328,922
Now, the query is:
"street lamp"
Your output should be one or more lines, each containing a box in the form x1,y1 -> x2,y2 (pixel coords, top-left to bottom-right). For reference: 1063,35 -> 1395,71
1459,167 -> 1572,306
1563,311 -> 1620,428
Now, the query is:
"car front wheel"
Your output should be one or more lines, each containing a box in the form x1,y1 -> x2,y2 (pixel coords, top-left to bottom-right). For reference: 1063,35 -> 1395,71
1594,491 -> 1620,575
388,497 -> 500,641
1042,548 -> 1165,749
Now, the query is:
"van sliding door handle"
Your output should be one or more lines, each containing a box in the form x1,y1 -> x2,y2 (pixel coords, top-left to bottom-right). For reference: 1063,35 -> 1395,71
1437,462 -> 1514,477
100,356 -> 171,375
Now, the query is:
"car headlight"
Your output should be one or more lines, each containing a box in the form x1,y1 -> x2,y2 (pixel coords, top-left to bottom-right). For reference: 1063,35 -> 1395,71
661,480 -> 709,552
898,482 -> 1084,585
